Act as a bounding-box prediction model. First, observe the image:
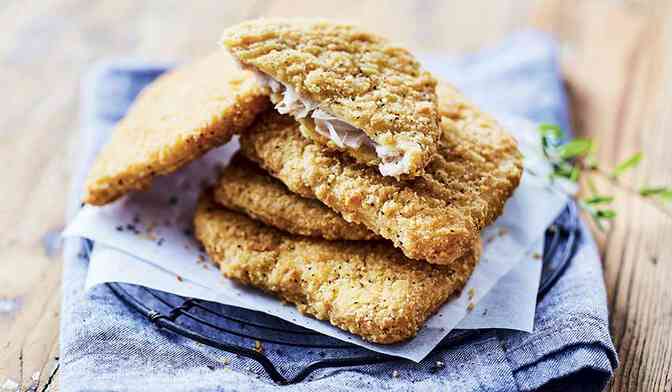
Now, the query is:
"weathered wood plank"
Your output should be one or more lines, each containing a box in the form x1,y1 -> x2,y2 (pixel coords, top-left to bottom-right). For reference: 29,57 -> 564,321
533,1 -> 672,391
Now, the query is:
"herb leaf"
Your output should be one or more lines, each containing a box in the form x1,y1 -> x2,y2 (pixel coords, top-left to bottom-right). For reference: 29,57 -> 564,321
539,123 -> 564,139
639,186 -> 672,201
595,209 -> 617,219
556,139 -> 592,159
611,152 -> 642,178
584,195 -> 614,205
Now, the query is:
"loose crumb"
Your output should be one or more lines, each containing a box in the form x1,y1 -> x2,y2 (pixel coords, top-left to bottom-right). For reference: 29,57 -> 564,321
467,288 -> 476,300
532,252 -> 542,260
392,370 -> 400,378
176,275 -> 183,282
467,302 -> 475,312
429,360 -> 445,373
254,340 -> 263,352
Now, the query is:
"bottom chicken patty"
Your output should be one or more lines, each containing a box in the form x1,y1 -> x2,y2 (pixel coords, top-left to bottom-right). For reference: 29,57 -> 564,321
194,192 -> 480,344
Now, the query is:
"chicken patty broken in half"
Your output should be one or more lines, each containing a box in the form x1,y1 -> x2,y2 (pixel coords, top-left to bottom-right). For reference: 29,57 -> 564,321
221,18 -> 441,178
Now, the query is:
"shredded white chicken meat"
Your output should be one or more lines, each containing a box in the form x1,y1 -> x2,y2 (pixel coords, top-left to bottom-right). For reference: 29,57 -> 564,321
255,71 -> 411,176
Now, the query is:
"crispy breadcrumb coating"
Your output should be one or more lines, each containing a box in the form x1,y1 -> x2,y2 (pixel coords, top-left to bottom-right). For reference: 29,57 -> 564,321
239,83 -> 523,265
83,52 -> 270,205
213,155 -> 378,240
221,18 -> 440,178
194,193 -> 479,344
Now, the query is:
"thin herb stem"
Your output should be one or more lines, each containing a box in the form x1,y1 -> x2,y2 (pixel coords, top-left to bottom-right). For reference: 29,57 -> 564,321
537,123 -> 672,228
581,165 -> 672,219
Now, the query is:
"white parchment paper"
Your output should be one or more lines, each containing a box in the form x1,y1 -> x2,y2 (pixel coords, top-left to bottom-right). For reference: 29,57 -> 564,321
64,113 -> 567,362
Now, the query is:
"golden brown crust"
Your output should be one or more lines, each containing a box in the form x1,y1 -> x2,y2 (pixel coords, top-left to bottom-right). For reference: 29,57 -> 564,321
194,193 -> 479,344
221,18 -> 440,177
239,83 -> 523,265
83,52 -> 270,205
213,156 -> 378,240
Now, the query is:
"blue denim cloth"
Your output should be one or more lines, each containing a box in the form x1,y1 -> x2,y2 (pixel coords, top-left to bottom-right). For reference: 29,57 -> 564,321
61,31 -> 617,391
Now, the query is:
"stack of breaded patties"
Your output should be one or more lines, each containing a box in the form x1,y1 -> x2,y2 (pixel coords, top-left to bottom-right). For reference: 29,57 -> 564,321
84,19 -> 523,344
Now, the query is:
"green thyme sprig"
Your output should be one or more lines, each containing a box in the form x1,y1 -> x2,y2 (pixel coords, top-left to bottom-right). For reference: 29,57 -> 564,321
538,123 -> 672,230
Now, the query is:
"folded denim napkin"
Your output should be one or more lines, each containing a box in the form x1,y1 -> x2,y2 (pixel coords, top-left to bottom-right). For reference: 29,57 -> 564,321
60,31 -> 617,391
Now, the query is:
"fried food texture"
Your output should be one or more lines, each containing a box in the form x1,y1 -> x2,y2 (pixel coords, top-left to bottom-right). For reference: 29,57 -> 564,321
239,83 -> 523,265
221,18 -> 441,178
84,52 -> 270,205
213,156 -> 378,240
194,193 -> 479,344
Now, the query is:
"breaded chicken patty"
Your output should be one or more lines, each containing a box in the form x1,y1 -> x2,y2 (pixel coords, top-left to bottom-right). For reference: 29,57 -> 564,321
213,155 -> 378,240
221,19 -> 440,178
239,83 -> 523,265
194,193 -> 479,344
84,52 -> 270,205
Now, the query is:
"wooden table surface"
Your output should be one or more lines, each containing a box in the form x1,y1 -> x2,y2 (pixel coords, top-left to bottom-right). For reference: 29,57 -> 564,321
1,1 -> 670,391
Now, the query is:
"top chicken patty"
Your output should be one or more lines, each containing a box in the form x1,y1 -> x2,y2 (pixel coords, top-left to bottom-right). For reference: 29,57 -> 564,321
221,18 -> 440,178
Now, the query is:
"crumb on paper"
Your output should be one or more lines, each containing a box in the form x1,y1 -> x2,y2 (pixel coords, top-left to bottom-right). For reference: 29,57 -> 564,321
467,288 -> 476,300
254,340 -> 263,352
467,302 -> 475,312
482,309 -> 488,316
31,371 -> 40,382
176,275 -> 183,282
392,370 -> 400,378
497,227 -> 509,237
532,252 -> 542,260
220,358 -> 231,365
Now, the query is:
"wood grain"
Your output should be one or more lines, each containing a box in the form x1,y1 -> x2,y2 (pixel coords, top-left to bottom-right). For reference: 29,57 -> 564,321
533,1 -> 672,390
0,1 -> 670,391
